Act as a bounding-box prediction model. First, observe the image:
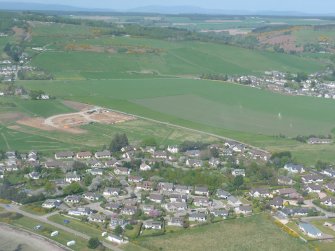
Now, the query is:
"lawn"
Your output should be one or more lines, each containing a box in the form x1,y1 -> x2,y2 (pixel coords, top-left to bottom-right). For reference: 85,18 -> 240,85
126,214 -> 310,251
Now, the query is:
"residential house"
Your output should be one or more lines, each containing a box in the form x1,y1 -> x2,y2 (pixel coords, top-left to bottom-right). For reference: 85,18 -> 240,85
175,185 -> 191,194
28,172 -> 40,180
158,182 -> 174,192
302,174 -> 324,184
194,186 -> 209,197
68,207 -> 92,216
321,197 -> 335,207
149,193 -> 164,203
143,220 -> 162,230
136,181 -> 153,191
83,192 -> 100,201
193,197 -> 211,207
105,202 -> 122,211
95,150 -> 111,159
211,209 -> 229,218
90,168 -> 104,176
304,184 -> 322,193
236,205 -> 252,215
249,188 -> 271,198
88,214 -> 107,223
216,189 -> 230,199
186,159 -> 203,168
165,202 -> 188,212
185,150 -> 200,158
76,151 -> 92,159
168,193 -> 188,203
324,182 -> 335,193
269,197 -> 284,209
167,146 -> 179,154
280,207 -> 315,217
277,176 -> 294,185
55,151 -> 74,160
167,217 -> 184,227
109,218 -> 128,229
103,188 -> 121,197
232,169 -> 246,177
227,196 -> 242,207
298,222 -> 322,238
114,167 -> 130,176
64,195 -> 81,204
152,151 -> 168,159
189,213 -> 207,222
284,163 -> 305,174
65,172 -> 81,183
42,199 -> 61,209
89,159 -> 103,168
322,168 -> 335,178
209,157 -> 220,168
140,163 -> 151,171
128,176 -> 143,183
307,138 -> 332,144
121,206 -> 137,216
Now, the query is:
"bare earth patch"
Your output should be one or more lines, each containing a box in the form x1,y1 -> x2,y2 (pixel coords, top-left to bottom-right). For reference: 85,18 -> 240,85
0,112 -> 26,124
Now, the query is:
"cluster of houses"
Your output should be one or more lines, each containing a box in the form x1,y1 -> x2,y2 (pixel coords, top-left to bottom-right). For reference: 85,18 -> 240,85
228,70 -> 335,100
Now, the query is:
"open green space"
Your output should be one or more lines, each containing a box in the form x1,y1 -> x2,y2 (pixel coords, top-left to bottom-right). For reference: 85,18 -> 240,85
126,214 -> 310,251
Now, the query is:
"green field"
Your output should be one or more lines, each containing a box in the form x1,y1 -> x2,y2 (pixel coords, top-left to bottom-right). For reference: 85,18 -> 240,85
125,214 -> 310,251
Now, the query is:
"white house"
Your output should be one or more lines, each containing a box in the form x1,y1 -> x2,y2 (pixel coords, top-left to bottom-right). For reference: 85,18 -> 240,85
232,169 -> 246,177
284,163 -> 305,174
65,172 -> 81,183
140,163 -> 152,171
167,146 -> 179,154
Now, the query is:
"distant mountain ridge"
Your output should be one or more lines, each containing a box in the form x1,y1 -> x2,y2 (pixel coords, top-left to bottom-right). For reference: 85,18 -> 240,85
0,1 -> 333,16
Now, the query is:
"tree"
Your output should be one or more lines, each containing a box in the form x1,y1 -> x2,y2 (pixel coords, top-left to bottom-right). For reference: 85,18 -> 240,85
87,237 -> 100,249
233,175 -> 244,190
63,182 -> 83,195
110,133 -> 129,152
83,174 -> 93,186
114,225 -> 123,236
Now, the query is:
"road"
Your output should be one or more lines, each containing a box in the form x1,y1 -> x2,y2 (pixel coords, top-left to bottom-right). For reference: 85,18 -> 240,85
303,199 -> 335,218
0,203 -> 123,251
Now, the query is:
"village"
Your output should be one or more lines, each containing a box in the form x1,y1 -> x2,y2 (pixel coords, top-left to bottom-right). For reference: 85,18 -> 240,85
1,136 -> 335,246
229,69 -> 335,100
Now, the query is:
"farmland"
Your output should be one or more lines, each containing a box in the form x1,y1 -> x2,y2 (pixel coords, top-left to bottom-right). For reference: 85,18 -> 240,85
125,214 -> 310,251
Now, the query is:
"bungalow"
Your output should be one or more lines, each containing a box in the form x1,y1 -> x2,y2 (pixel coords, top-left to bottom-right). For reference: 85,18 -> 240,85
175,185 -> 192,194
109,218 -> 128,229
227,196 -> 242,207
298,222 -> 322,238
114,167 -> 130,176
54,151 -> 74,160
149,193 -> 164,203
302,174 -> 324,184
249,188 -> 271,198
168,193 -> 188,203
42,199 -> 61,209
76,151 -> 92,159
140,163 -> 151,171
142,204 -> 155,214
28,172 -> 40,180
275,188 -> 297,197
304,184 -> 322,193
209,157 -> 220,167
186,159 -> 203,168
64,195 -> 81,204
68,207 -> 92,216
122,151 -> 135,160
128,176 -> 143,183
248,149 -> 270,161
280,207 -> 314,217
121,145 -> 136,152
277,176 -> 294,186
136,181 -> 153,191
90,168 -> 104,176
194,186 -> 209,197
105,159 -> 120,168
106,234 -> 128,245
324,182 -> 335,193
121,206 -> 138,216
284,163 -> 305,174
322,168 -> 335,178
158,182 -> 174,192
185,150 -> 200,158
141,146 -> 156,154
269,197 -> 284,209
216,189 -> 231,199
307,138 -> 332,145
211,209 -> 229,218
65,172 -> 81,183
167,146 -> 179,154
321,197 -> 335,207
105,202 -> 122,211
152,151 -> 168,159
83,192 -> 100,201
165,202 -> 188,212
193,197 -> 211,207
103,188 -> 121,197
45,160 -> 63,169
189,213 -> 207,222
236,205 -> 252,215
89,160 -> 103,168
167,217 -> 184,227
143,220 -> 162,230
88,214 -> 107,223
95,150 -> 111,159
232,169 -> 246,177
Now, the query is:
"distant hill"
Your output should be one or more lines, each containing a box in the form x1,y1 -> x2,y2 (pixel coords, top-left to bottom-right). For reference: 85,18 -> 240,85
0,2 -> 91,11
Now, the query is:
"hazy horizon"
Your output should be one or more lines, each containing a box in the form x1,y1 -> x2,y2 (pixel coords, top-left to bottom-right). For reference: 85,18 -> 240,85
0,0 -> 334,14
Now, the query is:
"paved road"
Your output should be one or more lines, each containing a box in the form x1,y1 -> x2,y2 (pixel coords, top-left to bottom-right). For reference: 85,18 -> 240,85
0,203 -> 123,251
303,199 -> 335,218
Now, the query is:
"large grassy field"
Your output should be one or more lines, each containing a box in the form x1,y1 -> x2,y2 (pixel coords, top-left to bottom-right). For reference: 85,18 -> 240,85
125,214 -> 310,251
19,78 -> 335,164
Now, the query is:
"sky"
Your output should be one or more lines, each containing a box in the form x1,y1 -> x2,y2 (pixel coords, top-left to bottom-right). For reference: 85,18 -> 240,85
1,0 -> 335,14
